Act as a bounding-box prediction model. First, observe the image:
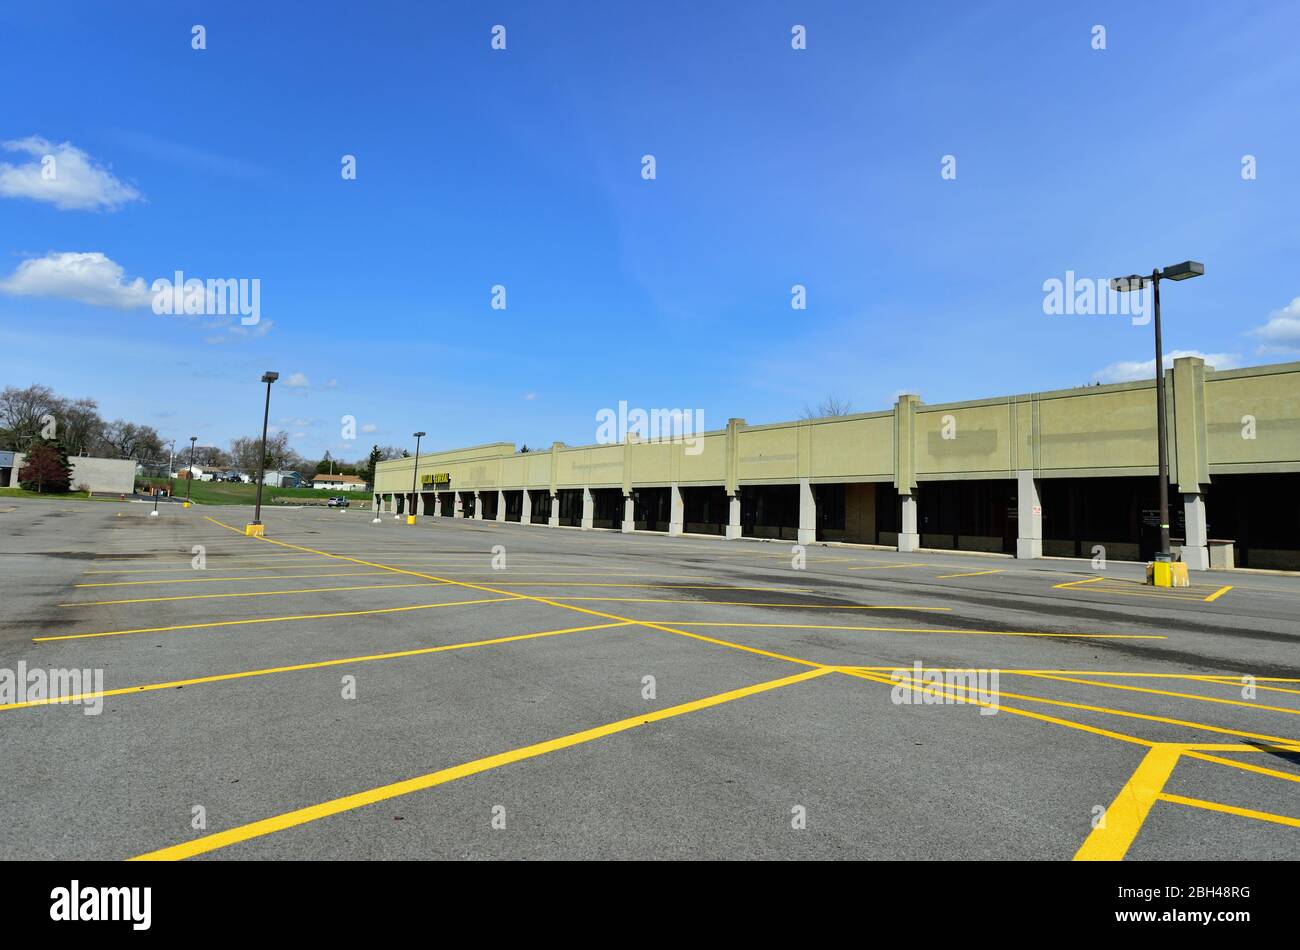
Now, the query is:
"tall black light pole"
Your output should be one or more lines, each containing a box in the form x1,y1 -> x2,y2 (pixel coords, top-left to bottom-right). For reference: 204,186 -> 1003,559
251,372 -> 279,528
1110,261 -> 1204,562
186,435 -> 197,505
410,431 -> 425,521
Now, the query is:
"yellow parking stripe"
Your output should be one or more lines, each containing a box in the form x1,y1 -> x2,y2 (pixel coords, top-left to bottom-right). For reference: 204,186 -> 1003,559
860,669 -> 1300,746
130,666 -> 835,860
640,621 -> 1164,639
3,622 -> 630,712
59,582 -> 444,607
1052,576 -> 1105,589
76,571 -> 395,588
841,668 -> 1150,747
935,569 -> 1004,579
846,562 -> 928,571
1157,793 -> 1300,829
1074,746 -> 1182,861
203,517 -> 826,670
1204,585 -> 1233,603
32,597 -> 519,642
539,597 -> 950,611
1013,671 -> 1300,716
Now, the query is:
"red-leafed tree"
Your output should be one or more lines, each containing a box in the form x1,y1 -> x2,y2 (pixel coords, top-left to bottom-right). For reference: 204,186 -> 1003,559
18,439 -> 73,493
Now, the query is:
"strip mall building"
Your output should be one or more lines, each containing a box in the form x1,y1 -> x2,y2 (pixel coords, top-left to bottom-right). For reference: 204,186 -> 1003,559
373,356 -> 1300,570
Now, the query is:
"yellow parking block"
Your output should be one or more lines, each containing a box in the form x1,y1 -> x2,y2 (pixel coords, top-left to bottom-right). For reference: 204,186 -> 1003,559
1147,561 -> 1189,588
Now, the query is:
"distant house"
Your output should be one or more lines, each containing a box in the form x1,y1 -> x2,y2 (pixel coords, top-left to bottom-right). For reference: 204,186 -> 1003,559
311,473 -> 367,492
264,470 -> 305,488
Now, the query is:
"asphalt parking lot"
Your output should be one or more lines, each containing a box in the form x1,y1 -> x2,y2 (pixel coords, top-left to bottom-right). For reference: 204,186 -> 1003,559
1,498 -> 1297,860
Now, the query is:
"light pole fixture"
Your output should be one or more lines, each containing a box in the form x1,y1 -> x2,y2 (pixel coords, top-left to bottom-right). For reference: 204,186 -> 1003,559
247,372 -> 278,536
185,435 -> 197,506
408,431 -> 426,524
1109,261 -> 1204,565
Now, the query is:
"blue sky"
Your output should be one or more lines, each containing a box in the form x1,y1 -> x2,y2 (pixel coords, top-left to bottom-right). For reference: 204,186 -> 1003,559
1,1 -> 1297,462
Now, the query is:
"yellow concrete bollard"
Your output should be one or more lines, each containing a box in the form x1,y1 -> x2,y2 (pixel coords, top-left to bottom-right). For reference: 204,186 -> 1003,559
406,515 -> 417,525
244,523 -> 265,537
1147,561 -> 1190,588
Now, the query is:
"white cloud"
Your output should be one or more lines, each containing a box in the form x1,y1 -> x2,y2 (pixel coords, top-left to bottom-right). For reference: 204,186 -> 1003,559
0,251 -> 151,309
0,137 -> 142,211
361,423 -> 378,433
284,373 -> 310,387
523,392 -> 537,401
204,319 -> 274,344
1092,349 -> 1240,384
1249,296 -> 1300,355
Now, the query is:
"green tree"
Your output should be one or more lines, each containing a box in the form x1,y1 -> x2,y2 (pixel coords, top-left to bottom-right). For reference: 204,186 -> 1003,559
363,445 -> 384,485
18,438 -> 73,493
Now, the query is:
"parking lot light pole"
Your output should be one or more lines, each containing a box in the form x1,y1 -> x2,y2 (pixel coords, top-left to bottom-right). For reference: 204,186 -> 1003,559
185,436 -> 197,505
409,431 -> 425,523
249,372 -> 279,533
1109,261 -> 1204,563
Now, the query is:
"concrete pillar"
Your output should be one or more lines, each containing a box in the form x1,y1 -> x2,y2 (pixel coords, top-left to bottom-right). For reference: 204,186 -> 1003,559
432,494 -> 441,517
581,487 -> 594,530
474,492 -> 483,520
726,493 -> 741,540
898,493 -> 919,553
548,493 -> 559,527
668,483 -> 684,536
797,478 -> 816,546
1016,470 -> 1042,560
1182,493 -> 1210,570
622,494 -> 635,533
522,489 -> 533,524
496,490 -> 506,522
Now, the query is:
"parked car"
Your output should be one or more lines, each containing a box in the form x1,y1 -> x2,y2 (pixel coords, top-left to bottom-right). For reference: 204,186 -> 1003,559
327,496 -> 349,508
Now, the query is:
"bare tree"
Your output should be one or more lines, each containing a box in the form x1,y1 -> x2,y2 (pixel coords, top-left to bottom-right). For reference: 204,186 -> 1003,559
56,397 -> 105,456
801,394 -> 855,419
0,384 -> 59,450
97,420 -> 163,461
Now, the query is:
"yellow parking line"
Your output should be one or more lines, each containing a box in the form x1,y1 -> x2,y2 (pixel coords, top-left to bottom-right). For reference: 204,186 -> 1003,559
640,621 -> 1164,639
32,597 -> 519,642
59,582 -> 444,607
862,669 -> 1300,747
76,571 -> 395,588
1181,750 -> 1300,785
850,666 -> 1300,683
1157,793 -> 1300,829
1013,671 -> 1300,716
470,583 -> 814,592
1052,576 -> 1105,589
84,564 -> 359,575
935,569 -> 1004,579
846,562 -> 929,571
1204,585 -> 1233,603
540,597 -> 950,611
202,516 -> 824,670
841,668 -> 1150,747
130,666 -> 836,860
1074,746 -> 1182,861
3,622 -> 631,712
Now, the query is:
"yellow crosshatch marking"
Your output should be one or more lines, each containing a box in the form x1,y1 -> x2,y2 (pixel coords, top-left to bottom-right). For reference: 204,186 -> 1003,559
1053,574 -> 1233,603
17,511 -> 1296,861
1074,743 -> 1300,861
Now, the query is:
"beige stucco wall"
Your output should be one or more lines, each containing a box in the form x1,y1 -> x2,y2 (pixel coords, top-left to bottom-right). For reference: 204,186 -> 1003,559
7,455 -> 137,493
374,358 -> 1300,496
